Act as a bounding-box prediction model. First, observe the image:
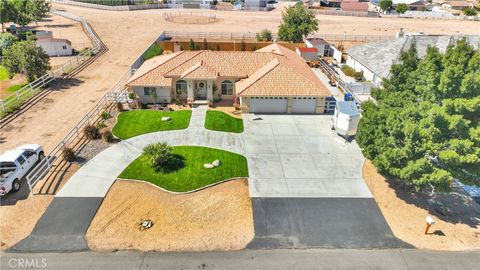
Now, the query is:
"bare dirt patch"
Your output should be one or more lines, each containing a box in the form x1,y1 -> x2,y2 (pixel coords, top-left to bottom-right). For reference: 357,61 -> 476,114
86,179 -> 254,252
210,100 -> 242,119
0,194 -> 53,250
363,160 -> 480,251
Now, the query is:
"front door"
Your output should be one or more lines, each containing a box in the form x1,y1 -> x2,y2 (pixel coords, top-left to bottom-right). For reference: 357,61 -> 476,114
196,81 -> 207,99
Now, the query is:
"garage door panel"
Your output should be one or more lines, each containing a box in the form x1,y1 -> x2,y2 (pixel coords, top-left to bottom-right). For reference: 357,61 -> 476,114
250,97 -> 288,114
292,97 -> 317,114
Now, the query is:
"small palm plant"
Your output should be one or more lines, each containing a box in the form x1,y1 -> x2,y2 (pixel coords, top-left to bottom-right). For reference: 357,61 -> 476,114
143,143 -> 184,173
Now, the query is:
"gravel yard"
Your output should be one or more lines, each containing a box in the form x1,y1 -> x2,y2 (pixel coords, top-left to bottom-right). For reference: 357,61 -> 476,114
86,179 -> 254,252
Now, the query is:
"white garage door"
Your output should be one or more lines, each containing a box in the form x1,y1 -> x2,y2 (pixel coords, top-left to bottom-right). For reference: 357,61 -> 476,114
292,97 -> 317,114
250,97 -> 288,114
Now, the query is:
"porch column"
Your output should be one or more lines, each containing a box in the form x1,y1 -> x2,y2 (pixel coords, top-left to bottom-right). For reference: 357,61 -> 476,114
187,81 -> 194,102
207,80 -> 213,100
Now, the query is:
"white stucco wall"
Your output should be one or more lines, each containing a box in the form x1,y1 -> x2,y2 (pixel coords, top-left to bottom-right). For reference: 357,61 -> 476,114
37,41 -> 73,57
346,56 -> 382,85
133,86 -> 171,103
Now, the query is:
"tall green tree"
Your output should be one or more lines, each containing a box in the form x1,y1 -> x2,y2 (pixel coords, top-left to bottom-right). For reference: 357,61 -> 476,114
278,3 -> 318,43
0,0 -> 15,32
11,0 -> 33,28
357,39 -> 480,193
2,40 -> 51,81
395,3 -> 408,14
379,0 -> 393,13
0,33 -> 19,55
29,0 -> 51,24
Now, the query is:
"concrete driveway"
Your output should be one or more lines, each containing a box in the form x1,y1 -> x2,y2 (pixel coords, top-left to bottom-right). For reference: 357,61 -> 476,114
243,114 -> 372,198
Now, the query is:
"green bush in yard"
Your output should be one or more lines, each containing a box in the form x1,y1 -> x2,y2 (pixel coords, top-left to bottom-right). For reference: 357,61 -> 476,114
143,43 -> 164,61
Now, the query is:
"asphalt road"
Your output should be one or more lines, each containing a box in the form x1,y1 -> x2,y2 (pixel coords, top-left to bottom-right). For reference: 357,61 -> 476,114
1,249 -> 479,270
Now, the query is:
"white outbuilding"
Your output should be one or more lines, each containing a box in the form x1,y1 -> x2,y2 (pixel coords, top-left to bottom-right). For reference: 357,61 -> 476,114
36,31 -> 73,57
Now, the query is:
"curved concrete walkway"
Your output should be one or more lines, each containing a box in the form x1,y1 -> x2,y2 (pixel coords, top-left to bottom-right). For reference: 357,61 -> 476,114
57,106 -> 245,197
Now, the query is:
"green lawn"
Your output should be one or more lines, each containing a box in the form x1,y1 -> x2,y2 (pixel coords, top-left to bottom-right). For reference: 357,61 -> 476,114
112,110 -> 192,139
119,146 -> 249,192
6,82 -> 28,93
0,66 -> 8,81
205,110 -> 244,133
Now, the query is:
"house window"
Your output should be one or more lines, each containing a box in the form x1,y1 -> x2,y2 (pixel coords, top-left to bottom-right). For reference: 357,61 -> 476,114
176,80 -> 188,95
221,81 -> 233,95
62,45 -> 67,50
144,87 -> 156,96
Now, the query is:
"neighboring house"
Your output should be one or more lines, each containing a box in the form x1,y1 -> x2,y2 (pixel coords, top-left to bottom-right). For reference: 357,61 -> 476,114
304,38 -> 330,56
320,0 -> 343,7
126,44 -> 331,114
370,0 -> 430,10
244,0 -> 268,10
443,0 -> 475,10
296,47 -> 319,61
341,0 -> 369,11
35,31 -> 73,57
345,35 -> 479,85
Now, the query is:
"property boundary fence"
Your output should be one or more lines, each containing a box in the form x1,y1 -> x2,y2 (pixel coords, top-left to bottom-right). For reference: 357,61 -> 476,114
162,30 -> 393,42
164,12 -> 216,24
312,10 -> 379,18
318,59 -> 361,105
0,9 -> 102,116
382,11 -> 480,21
26,69 -> 133,192
53,0 -> 168,11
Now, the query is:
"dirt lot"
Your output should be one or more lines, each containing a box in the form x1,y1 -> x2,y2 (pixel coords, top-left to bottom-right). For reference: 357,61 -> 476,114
86,179 -> 254,252
363,160 -> 480,251
0,193 -> 53,250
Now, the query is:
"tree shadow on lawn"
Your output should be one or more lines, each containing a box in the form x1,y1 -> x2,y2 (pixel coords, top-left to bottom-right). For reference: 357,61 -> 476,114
383,173 -> 480,229
152,154 -> 185,174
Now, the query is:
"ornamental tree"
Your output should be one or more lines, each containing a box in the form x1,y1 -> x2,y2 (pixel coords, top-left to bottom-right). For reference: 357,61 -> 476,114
278,3 -> 318,43
2,40 -> 51,81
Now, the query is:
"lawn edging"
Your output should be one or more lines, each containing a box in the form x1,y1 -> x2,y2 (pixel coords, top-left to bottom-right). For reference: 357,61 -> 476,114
116,177 -> 248,195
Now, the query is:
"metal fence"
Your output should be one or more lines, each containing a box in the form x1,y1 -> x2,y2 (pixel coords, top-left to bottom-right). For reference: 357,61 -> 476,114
26,69 -> 133,192
162,30 -> 393,42
312,10 -> 379,18
53,0 -> 168,11
0,9 -> 102,115
164,12 -> 216,24
382,11 -> 480,21
318,59 -> 362,105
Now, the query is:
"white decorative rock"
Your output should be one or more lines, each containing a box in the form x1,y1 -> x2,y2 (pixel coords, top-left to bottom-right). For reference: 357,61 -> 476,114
212,160 -> 221,167
203,163 -> 214,169
161,116 -> 171,121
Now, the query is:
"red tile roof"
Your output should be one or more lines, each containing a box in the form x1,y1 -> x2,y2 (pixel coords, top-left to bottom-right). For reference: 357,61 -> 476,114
341,1 -> 369,11
297,47 -> 318,53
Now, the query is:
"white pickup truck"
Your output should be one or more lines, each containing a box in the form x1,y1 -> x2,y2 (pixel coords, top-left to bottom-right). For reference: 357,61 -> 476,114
0,144 -> 44,196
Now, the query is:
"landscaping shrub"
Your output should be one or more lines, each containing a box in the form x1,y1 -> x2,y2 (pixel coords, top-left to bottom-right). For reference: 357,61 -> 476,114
116,102 -> 123,112
84,125 -> 100,140
62,148 -> 75,162
100,111 -> 111,120
143,43 -> 164,61
341,65 -> 364,81
97,121 -> 107,129
102,130 -> 114,142
143,142 -> 184,173
256,29 -> 273,41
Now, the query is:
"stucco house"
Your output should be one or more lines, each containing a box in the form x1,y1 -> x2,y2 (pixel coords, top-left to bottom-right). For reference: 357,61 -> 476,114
126,44 -> 331,114
345,35 -> 479,85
